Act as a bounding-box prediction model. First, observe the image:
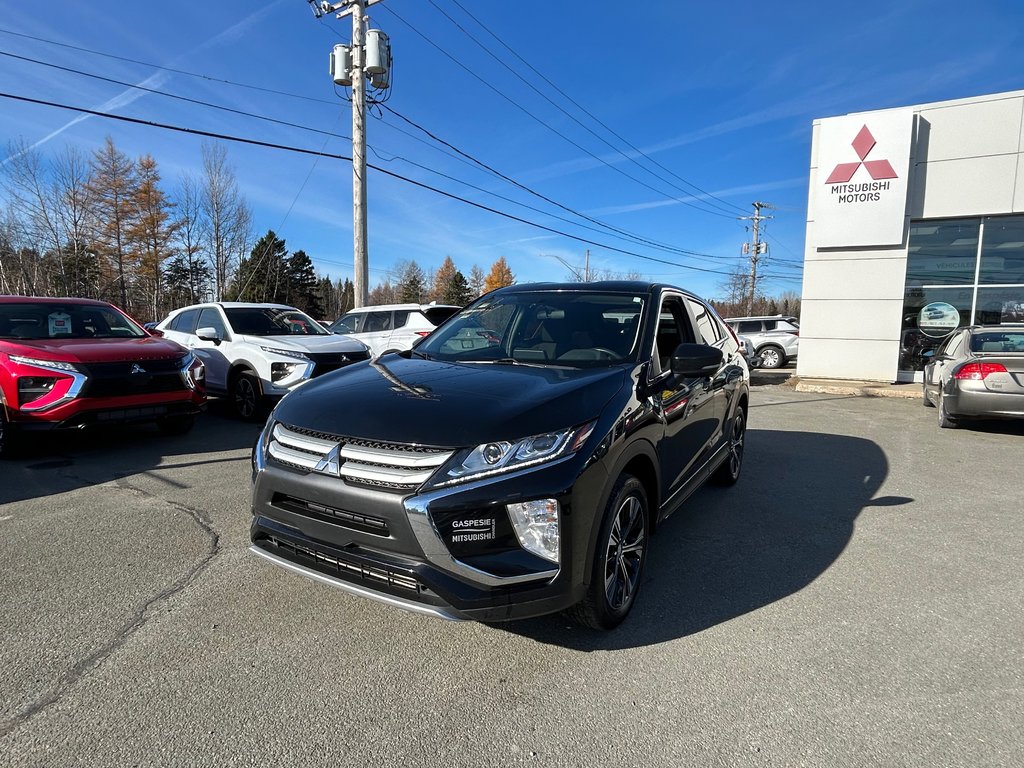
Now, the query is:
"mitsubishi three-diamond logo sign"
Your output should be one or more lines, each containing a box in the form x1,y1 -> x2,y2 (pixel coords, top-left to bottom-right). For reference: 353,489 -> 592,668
825,125 -> 898,184
815,108 -> 912,248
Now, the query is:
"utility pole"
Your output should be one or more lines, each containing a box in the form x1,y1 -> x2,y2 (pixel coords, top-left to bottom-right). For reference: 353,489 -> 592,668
307,0 -> 388,308
739,201 -> 774,315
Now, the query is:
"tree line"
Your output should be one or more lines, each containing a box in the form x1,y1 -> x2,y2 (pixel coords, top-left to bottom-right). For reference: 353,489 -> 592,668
0,136 -> 523,323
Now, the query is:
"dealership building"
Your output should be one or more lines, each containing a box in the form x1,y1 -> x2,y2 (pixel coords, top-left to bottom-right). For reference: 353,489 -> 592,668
798,88 -> 1024,382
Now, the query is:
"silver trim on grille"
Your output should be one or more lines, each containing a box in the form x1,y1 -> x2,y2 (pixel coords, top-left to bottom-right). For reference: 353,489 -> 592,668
268,422 -> 454,487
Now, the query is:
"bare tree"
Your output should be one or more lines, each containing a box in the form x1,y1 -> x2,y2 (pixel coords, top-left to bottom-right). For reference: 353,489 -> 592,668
200,142 -> 251,300
172,172 -> 209,304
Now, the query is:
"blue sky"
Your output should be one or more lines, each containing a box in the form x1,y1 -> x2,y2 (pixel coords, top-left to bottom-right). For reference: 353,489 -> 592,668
1,0 -> 1022,300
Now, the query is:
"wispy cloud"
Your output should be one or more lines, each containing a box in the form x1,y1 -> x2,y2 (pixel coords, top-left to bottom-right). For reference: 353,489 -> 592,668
589,176 -> 807,217
4,1 -> 284,162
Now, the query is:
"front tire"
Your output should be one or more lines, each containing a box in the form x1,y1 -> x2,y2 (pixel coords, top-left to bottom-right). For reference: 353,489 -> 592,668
922,383 -> 935,407
711,408 -> 746,486
0,404 -> 17,459
758,345 -> 786,369
567,474 -> 648,630
232,371 -> 265,422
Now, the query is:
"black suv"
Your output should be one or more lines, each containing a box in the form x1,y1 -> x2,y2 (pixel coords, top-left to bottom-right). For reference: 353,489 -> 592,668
250,282 -> 749,628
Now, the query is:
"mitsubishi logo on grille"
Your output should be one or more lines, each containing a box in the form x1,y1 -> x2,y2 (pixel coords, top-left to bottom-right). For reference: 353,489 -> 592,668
314,444 -> 342,476
825,125 -> 898,184
131,363 -> 147,374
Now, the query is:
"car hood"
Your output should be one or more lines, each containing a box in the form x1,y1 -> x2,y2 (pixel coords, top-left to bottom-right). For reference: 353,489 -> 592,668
1,336 -> 188,363
237,334 -> 368,354
273,356 -> 630,447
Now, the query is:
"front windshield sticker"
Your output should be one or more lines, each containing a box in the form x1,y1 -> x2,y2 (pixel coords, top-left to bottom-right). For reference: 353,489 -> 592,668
48,311 -> 72,335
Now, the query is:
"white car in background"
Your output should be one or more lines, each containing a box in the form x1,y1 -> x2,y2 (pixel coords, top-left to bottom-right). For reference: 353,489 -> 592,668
328,303 -> 461,357
157,302 -> 370,419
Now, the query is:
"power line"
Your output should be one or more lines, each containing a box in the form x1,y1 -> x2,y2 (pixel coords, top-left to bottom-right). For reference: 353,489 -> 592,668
0,49 -> 353,143
0,36 -> 740,266
0,91 -> 738,277
0,26 -> 339,106
424,0 -> 745,219
379,3 -> 740,221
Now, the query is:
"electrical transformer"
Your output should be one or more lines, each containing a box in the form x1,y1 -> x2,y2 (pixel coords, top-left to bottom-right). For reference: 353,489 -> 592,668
330,44 -> 352,86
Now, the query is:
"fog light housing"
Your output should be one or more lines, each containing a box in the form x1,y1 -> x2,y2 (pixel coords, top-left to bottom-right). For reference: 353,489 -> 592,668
18,376 -> 58,406
507,499 -> 559,564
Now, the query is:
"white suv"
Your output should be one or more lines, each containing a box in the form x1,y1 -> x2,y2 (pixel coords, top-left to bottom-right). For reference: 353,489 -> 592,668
327,303 -> 461,357
157,302 -> 370,419
724,315 -> 800,369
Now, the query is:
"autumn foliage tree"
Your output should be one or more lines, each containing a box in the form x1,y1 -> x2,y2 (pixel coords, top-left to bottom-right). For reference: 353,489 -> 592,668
483,256 -> 514,293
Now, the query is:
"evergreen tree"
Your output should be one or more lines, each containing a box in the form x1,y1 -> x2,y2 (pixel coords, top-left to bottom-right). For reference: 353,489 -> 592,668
287,250 -> 321,317
233,229 -> 288,302
430,256 -> 458,303
447,270 -> 472,305
395,260 -> 426,303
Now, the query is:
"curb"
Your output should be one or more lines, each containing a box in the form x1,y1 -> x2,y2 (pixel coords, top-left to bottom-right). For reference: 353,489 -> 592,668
793,378 -> 921,399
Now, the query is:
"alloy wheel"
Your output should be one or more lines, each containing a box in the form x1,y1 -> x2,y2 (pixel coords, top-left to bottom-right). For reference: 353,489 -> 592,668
603,495 -> 645,611
235,377 -> 257,420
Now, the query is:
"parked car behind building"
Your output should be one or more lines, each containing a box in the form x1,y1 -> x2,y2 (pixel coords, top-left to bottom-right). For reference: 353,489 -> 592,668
0,296 -> 206,457
157,302 -> 369,420
723,315 -> 800,369
250,281 -> 749,629
328,303 -> 461,357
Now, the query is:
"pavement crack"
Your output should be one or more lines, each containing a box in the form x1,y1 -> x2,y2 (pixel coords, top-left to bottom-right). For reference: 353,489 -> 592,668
0,483 -> 221,740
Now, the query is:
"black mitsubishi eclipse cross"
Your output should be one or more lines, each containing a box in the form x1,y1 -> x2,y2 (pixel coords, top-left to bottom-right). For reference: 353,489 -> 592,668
250,282 -> 749,629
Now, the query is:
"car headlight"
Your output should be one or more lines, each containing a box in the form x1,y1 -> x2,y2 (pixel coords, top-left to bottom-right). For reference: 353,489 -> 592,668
433,421 -> 596,487
259,346 -> 310,361
9,355 -> 82,373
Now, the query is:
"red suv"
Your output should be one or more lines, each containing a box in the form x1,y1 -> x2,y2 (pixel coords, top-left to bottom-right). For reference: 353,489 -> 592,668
0,296 -> 206,457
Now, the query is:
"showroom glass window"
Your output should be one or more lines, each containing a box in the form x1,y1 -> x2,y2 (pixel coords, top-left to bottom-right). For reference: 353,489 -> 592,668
901,215 -> 1024,374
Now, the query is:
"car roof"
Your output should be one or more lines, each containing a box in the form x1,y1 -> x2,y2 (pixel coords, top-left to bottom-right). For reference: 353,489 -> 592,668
171,302 -> 300,311
0,295 -> 113,307
487,281 -> 704,299
344,303 -> 461,313
724,315 -> 798,322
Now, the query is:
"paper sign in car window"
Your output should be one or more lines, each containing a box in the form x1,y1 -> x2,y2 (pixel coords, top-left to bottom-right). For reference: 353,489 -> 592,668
49,311 -> 72,335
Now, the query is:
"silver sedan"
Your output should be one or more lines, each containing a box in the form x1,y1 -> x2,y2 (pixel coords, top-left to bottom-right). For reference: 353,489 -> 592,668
923,324 -> 1024,428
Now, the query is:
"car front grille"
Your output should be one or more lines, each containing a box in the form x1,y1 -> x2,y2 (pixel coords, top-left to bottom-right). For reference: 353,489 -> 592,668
267,422 -> 454,491
271,492 -> 390,536
262,535 -> 424,594
79,358 -> 188,397
308,350 -> 370,378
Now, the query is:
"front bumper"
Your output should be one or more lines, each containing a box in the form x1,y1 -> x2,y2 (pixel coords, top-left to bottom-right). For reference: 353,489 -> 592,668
7,392 -> 205,431
250,449 -> 607,621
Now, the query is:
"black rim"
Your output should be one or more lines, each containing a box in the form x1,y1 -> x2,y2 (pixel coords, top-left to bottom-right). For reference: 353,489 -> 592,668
727,413 -> 745,477
604,493 -> 645,611
235,377 -> 257,418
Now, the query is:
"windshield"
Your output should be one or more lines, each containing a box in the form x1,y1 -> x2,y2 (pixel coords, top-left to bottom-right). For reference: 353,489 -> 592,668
0,302 -> 146,340
415,290 -> 645,367
225,307 -> 329,337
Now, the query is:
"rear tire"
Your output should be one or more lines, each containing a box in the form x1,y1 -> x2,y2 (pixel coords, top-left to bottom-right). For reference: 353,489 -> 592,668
567,474 -> 648,630
232,370 -> 265,422
711,408 -> 746,486
758,345 -> 786,369
937,391 -> 957,429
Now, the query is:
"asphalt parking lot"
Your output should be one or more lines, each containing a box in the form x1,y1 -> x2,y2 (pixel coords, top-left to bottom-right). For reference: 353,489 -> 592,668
1,389 -> 1021,767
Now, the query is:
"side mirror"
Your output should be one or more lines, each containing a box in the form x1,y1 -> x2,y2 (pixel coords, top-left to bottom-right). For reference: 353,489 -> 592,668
671,343 -> 724,377
196,326 -> 222,343
921,350 -> 935,360
147,328 -> 164,338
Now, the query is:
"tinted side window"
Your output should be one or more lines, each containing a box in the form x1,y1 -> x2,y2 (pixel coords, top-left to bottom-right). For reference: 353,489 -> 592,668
197,307 -> 228,338
331,313 -> 362,334
392,310 -> 410,329
686,298 -> 721,346
654,296 -> 696,373
365,312 -> 392,332
737,320 -> 762,334
763,319 -> 778,331
172,308 -> 200,333
423,306 -> 461,326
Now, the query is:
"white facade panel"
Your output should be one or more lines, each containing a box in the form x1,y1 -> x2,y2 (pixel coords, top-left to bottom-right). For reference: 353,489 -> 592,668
913,154 -> 1018,219
917,97 -> 1023,162
796,338 -> 900,381
799,298 -> 904,342
801,258 -> 908,300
